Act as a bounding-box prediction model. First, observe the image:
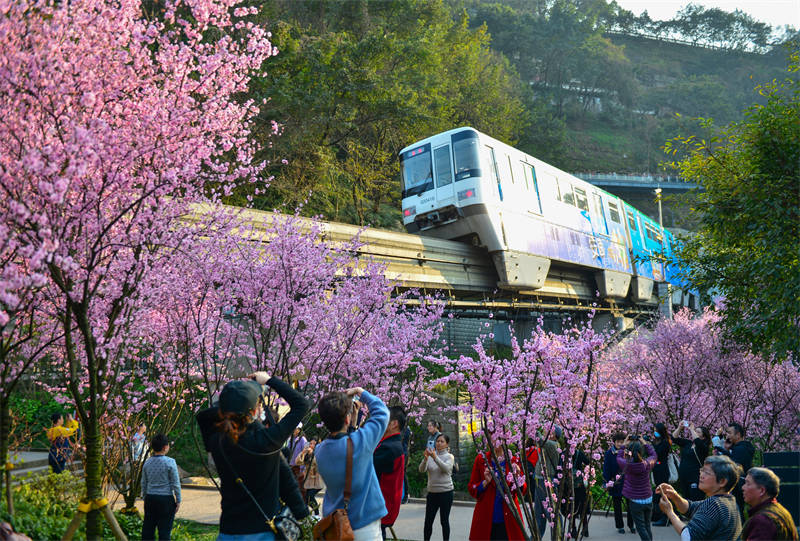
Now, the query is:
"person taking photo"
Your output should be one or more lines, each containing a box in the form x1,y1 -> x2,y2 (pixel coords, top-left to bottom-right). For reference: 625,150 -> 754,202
656,455 -> 743,541
617,435 -> 657,541
419,434 -> 454,541
315,386 -> 389,541
196,371 -> 308,541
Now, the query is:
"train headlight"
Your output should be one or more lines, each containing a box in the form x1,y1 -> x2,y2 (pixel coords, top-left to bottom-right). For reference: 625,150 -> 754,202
403,206 -> 416,217
458,189 -> 475,201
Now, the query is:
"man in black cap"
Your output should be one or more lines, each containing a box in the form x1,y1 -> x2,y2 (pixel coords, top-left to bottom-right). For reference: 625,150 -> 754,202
196,371 -> 309,539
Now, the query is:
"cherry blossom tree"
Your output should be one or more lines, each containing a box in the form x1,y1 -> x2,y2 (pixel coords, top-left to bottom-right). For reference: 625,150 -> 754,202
101,333 -> 199,513
157,210 -> 445,415
0,225 -> 62,514
0,0 -> 272,535
604,308 -> 800,451
436,317 -> 618,541
221,212 -> 445,410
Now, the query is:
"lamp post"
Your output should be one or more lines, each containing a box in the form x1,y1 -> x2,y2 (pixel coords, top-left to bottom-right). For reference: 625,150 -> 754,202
654,187 -> 663,229
654,187 -> 672,318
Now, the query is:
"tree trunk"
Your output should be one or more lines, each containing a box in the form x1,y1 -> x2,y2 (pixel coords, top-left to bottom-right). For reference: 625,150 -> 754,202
0,397 -> 14,516
122,471 -> 140,512
83,418 -> 104,539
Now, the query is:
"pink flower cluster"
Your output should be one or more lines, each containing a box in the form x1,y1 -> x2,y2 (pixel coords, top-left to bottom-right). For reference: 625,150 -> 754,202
602,307 -> 800,451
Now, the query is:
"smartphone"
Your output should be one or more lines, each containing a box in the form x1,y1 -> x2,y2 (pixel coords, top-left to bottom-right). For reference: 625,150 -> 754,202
683,420 -> 690,427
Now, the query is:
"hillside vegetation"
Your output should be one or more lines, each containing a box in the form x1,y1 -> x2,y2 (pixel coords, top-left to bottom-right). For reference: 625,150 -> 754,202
228,0 -> 797,228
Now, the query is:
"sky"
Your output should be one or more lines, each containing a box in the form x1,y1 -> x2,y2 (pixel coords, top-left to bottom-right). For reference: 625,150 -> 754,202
614,0 -> 800,29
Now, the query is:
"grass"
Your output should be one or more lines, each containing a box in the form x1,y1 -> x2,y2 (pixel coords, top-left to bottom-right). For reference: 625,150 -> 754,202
171,519 -> 218,541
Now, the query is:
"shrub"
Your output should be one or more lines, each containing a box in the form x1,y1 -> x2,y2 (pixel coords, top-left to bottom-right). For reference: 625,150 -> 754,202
0,471 -> 218,540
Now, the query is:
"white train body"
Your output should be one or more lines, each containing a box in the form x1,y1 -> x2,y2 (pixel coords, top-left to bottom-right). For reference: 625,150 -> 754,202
400,127 -> 675,302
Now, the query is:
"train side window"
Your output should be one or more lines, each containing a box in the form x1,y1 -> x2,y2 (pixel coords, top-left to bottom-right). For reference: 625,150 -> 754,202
627,212 -> 638,231
645,224 -> 663,244
520,161 -> 530,190
574,187 -> 589,212
506,155 -> 515,184
562,183 -> 575,206
554,177 -> 562,201
433,146 -> 453,188
608,201 -> 621,223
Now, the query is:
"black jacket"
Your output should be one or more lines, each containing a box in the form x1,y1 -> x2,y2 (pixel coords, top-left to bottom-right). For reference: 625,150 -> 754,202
603,446 -> 624,498
726,439 -> 755,472
196,377 -> 309,535
652,439 -> 671,484
374,433 -> 405,476
279,454 -> 309,520
674,437 -> 709,483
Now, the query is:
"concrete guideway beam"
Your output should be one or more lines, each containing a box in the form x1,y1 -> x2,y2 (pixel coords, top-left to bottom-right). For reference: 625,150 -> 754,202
186,204 -> 675,315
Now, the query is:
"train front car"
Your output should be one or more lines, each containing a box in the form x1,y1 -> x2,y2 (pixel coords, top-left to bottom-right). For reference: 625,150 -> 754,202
400,128 -> 550,290
401,128 -> 483,236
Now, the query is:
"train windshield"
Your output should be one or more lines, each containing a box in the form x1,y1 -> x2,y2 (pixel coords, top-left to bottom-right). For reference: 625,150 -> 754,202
401,144 -> 433,197
452,131 -> 481,181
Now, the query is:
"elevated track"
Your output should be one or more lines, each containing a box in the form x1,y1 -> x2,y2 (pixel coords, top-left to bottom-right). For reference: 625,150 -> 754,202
223,206 -> 665,318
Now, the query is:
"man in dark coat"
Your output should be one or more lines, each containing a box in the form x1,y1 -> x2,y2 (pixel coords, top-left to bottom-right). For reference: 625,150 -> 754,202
724,421 -> 756,519
742,467 -> 798,541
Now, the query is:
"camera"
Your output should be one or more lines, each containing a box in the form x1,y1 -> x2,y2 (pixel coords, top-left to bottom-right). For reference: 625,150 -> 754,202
629,435 -> 639,440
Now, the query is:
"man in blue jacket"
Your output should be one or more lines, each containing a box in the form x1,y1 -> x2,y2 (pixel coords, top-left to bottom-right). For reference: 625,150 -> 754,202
316,387 -> 389,540
603,432 -> 634,534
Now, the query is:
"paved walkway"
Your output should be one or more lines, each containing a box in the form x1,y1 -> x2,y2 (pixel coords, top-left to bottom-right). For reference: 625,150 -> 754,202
112,488 -> 679,541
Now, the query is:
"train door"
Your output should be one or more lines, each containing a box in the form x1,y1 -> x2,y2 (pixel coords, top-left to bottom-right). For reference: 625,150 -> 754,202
522,163 -> 542,214
592,193 -> 609,236
483,145 -> 503,201
642,220 -> 665,281
625,207 -> 644,254
433,144 -> 455,206
624,204 -> 651,278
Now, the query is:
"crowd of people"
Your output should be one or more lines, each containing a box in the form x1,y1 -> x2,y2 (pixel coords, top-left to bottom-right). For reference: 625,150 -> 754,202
44,375 -> 799,541
602,422 -> 797,541
192,373 -> 459,541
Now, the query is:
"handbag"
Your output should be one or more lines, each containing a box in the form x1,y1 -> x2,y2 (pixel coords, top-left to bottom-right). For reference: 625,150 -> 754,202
217,435 -> 301,541
667,452 -> 679,484
313,437 -> 355,541
270,505 -> 302,541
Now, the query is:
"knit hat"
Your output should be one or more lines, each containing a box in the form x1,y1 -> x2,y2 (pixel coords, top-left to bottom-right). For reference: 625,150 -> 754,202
219,380 -> 263,415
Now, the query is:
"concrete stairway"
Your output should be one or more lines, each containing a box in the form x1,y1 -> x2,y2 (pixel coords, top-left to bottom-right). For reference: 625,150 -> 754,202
7,450 -> 83,485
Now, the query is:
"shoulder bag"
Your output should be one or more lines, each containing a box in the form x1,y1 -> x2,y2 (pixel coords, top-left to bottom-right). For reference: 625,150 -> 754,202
313,437 -> 355,541
667,452 -> 679,484
217,434 -> 301,541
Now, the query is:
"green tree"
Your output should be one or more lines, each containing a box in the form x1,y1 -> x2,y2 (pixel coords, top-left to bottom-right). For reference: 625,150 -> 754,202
244,0 -> 526,226
667,48 -> 800,359
471,0 -> 634,117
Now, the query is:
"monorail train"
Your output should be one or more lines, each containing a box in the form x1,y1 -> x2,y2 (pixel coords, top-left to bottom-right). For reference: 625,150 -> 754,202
399,126 -> 693,305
